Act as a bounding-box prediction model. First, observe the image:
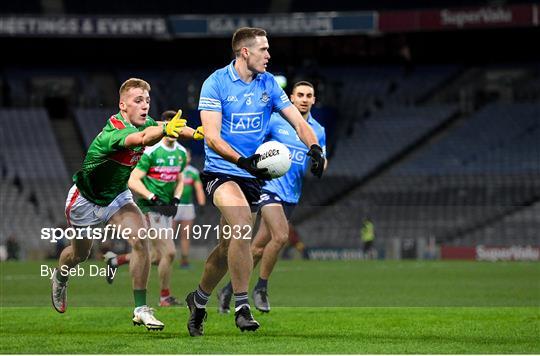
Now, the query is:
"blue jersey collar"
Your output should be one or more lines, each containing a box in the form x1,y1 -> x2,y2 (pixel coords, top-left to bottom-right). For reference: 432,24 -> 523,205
306,112 -> 315,125
228,60 -> 263,82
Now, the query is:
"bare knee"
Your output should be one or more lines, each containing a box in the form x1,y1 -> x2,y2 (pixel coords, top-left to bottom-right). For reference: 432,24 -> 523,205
251,244 -> 265,260
130,237 -> 149,255
164,248 -> 176,264
272,228 -> 289,248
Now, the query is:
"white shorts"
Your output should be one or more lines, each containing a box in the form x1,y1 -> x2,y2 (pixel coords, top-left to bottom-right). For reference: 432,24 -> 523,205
146,211 -> 173,230
145,212 -> 175,243
65,184 -> 134,227
173,204 -> 196,221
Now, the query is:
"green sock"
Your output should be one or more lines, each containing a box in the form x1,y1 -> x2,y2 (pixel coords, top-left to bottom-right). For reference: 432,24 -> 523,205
134,289 -> 147,307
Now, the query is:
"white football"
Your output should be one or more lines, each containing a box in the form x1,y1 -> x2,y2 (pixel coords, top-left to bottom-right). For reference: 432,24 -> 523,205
255,141 -> 292,178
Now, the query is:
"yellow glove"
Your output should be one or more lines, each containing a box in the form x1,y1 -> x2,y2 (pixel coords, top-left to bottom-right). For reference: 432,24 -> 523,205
163,110 -> 187,138
193,126 -> 204,140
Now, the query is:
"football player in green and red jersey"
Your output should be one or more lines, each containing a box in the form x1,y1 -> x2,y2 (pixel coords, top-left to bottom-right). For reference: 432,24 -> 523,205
104,111 -> 204,307
52,78 -> 200,331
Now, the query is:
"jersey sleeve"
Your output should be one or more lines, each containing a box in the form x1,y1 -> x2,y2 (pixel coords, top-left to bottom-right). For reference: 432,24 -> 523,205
270,76 -> 292,112
135,150 -> 152,172
198,74 -> 222,112
108,127 -> 139,149
192,167 -> 202,183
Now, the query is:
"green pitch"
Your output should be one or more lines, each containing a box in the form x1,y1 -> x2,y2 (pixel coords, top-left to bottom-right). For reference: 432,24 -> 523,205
1,260 -> 539,353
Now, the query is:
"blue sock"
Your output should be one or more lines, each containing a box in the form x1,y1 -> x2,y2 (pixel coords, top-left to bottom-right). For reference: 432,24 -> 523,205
224,281 -> 233,293
234,292 -> 249,311
255,277 -> 268,290
194,285 -> 210,308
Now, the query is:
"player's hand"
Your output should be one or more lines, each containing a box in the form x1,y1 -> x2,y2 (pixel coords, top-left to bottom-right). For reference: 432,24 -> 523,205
193,126 -> 204,140
148,195 -> 177,217
172,197 -> 181,206
163,110 -> 187,138
236,154 -> 272,180
148,194 -> 167,206
307,144 -> 324,178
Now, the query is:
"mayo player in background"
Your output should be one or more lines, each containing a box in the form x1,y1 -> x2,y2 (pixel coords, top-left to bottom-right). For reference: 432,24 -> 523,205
218,81 -> 327,313
185,28 -> 325,336
172,147 -> 206,269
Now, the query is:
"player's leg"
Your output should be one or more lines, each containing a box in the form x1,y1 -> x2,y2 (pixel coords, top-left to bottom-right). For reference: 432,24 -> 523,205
215,183 -> 260,331
150,215 -> 180,306
103,251 -> 130,284
217,212 -> 270,314
252,204 -> 289,313
52,235 -> 93,313
251,215 -> 272,268
108,203 -> 164,330
174,204 -> 196,268
186,181 -> 259,335
178,219 -> 193,268
186,215 -> 230,335
52,185 -> 96,313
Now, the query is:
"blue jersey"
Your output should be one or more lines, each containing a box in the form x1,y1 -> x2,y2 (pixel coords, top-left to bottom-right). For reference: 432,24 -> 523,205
263,112 -> 326,204
198,60 -> 291,178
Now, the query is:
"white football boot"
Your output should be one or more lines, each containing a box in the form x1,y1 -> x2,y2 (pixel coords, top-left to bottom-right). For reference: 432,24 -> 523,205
132,305 -> 165,331
51,268 -> 67,313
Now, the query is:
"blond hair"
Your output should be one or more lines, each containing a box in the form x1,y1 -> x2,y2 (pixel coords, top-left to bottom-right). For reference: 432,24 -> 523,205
119,78 -> 151,97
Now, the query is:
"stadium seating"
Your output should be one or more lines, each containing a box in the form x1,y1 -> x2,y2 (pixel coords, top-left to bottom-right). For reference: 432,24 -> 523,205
0,109 -> 71,255
297,101 -> 539,249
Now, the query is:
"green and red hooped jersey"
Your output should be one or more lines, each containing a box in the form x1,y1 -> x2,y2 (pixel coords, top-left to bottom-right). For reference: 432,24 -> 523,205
73,112 -> 158,206
135,141 -> 188,213
179,165 -> 201,204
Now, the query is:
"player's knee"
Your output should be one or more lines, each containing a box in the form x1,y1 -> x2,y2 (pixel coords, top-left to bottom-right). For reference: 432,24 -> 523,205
130,237 -> 149,254
165,248 -> 176,263
251,244 -> 264,259
273,229 -> 289,247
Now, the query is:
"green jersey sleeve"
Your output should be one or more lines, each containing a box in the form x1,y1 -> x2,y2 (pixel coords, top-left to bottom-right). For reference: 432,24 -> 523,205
108,127 -> 139,149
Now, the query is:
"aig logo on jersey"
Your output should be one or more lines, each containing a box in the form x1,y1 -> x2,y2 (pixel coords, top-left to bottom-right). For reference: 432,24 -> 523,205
288,145 -> 309,165
230,112 -> 263,134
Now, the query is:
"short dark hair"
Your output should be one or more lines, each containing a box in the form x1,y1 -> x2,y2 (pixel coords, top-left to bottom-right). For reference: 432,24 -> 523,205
292,81 -> 314,93
232,27 -> 267,56
161,110 -> 177,121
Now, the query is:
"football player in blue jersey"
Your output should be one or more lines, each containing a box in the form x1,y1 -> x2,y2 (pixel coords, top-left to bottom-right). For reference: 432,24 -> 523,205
217,81 -> 327,313
185,28 -> 325,336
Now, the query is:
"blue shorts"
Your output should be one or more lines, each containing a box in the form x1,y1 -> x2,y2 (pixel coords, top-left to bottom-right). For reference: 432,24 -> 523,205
257,190 -> 297,220
200,171 -> 262,212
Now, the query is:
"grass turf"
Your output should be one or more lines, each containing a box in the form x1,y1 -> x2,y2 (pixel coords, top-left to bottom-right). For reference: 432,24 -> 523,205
1,260 -> 539,353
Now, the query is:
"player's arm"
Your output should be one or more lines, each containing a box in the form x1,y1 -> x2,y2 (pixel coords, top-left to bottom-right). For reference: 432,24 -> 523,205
173,172 -> 184,202
178,126 -> 205,141
279,105 -> 319,148
202,110 -> 270,179
201,110 -> 241,163
279,106 -> 325,178
128,167 -> 154,200
194,180 -> 206,206
123,125 -> 164,148
124,111 -> 187,148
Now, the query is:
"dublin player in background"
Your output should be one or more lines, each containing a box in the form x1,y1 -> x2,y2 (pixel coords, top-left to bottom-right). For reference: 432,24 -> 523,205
185,27 -> 325,336
218,81 -> 327,313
